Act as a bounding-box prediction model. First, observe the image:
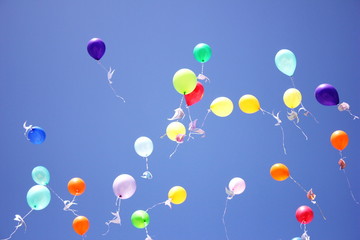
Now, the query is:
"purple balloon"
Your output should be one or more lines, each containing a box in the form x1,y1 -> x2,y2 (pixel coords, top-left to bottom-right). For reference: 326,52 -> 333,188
87,38 -> 106,60
315,83 -> 340,106
112,174 -> 136,199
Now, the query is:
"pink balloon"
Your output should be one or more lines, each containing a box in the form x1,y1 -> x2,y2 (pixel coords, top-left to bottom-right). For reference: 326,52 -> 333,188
112,174 -> 136,199
228,177 -> 246,195
295,205 -> 314,224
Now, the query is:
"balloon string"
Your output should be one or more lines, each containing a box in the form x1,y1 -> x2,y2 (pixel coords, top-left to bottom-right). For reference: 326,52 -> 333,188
201,109 -> 211,128
346,110 -> 359,120
339,151 -> 343,159
1,209 -> 34,240
201,62 -> 204,75
289,176 -> 308,194
146,201 -> 167,212
145,157 -> 149,171
97,61 -> 125,103
299,103 -> 319,123
169,143 -> 181,158
290,76 -> 296,88
222,198 -> 230,240
47,185 -> 65,202
314,202 -> 327,220
292,121 -> 308,140
145,227 -> 152,240
186,106 -> 193,123
342,169 -> 360,205
179,96 -> 184,109
22,209 -> 33,220
260,108 -> 286,155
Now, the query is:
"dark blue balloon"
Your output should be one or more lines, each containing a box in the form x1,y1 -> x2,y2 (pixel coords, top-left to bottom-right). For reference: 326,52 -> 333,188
314,83 -> 340,106
27,127 -> 46,144
87,38 -> 106,61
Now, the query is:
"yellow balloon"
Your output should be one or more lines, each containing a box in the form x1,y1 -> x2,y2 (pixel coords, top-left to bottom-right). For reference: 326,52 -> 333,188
168,186 -> 187,204
210,97 -> 234,117
238,94 -> 260,114
283,88 -> 302,109
166,122 -> 186,141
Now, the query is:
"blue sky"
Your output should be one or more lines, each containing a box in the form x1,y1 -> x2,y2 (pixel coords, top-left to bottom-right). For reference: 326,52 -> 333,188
1,0 -> 360,239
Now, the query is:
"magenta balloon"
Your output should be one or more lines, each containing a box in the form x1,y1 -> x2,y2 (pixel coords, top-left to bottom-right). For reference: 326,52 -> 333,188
112,174 -> 136,199
87,38 -> 106,60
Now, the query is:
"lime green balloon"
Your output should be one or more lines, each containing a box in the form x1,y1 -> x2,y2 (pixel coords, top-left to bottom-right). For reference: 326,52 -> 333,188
275,49 -> 296,77
131,210 -> 150,229
193,43 -> 212,63
27,185 -> 51,210
173,69 -> 197,95
32,166 -> 50,185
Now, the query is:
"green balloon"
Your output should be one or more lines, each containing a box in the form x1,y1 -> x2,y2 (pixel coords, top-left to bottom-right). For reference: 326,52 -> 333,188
131,210 -> 150,229
173,68 -> 197,95
193,43 -> 212,63
32,166 -> 50,185
275,49 -> 296,77
26,185 -> 51,210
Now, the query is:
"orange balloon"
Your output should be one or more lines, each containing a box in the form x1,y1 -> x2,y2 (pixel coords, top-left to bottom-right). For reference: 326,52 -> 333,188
330,130 -> 349,151
68,177 -> 86,196
72,216 -> 89,235
270,163 -> 290,181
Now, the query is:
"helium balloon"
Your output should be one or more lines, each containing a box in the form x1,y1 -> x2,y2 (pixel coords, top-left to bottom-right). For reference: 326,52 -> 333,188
295,205 -> 314,224
27,127 -> 46,144
173,68 -> 197,95
193,43 -> 212,63
134,136 -> 153,158
32,166 -> 50,185
168,186 -> 187,204
292,238 -> 302,240
27,185 -> 51,210
185,82 -> 204,106
330,130 -> 349,151
314,83 -> 340,106
68,178 -> 86,196
73,216 -> 90,235
283,88 -> 302,109
113,174 -> 136,199
275,49 -> 296,77
87,38 -> 106,61
228,177 -> 246,195
131,210 -> 150,229
166,122 -> 186,141
238,94 -> 260,114
210,97 -> 234,117
270,163 -> 290,181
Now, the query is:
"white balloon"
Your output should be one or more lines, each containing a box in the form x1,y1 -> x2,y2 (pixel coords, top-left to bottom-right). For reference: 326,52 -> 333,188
228,177 -> 246,195
134,136 -> 153,157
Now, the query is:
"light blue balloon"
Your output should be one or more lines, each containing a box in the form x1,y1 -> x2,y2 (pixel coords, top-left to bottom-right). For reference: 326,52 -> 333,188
275,49 -> 296,77
291,238 -> 302,240
32,166 -> 50,185
26,185 -> 51,210
134,136 -> 153,158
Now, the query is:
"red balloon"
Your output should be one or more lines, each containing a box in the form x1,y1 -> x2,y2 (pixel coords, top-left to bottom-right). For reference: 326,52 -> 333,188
185,82 -> 204,106
295,205 -> 314,224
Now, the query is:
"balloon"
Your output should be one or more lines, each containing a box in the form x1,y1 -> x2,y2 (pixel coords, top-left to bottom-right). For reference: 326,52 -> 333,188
275,49 -> 296,77
193,43 -> 212,63
283,88 -> 302,109
330,130 -> 349,151
295,205 -> 314,224
68,178 -> 86,196
210,97 -> 234,117
131,210 -> 150,229
238,94 -> 260,114
185,82 -> 204,106
270,163 -> 290,181
173,69 -> 197,95
32,166 -> 50,185
72,216 -> 90,235
228,177 -> 246,195
113,174 -> 136,199
166,122 -> 186,141
87,38 -> 106,61
314,83 -> 340,106
292,238 -> 302,240
168,186 -> 187,204
134,136 -> 153,158
26,185 -> 51,210
27,127 -> 46,144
